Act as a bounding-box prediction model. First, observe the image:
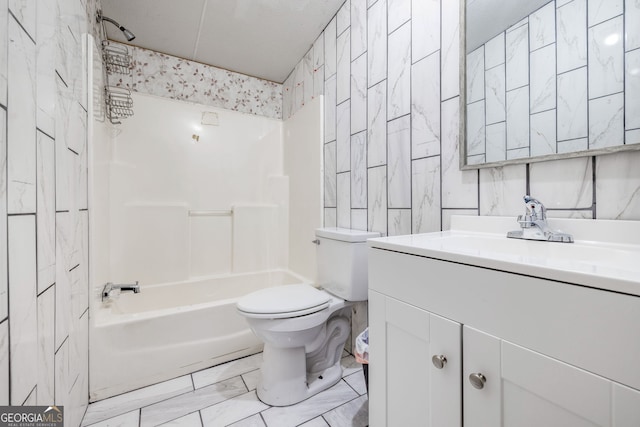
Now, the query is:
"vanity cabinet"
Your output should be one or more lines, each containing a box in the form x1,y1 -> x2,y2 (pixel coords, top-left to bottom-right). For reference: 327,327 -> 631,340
368,247 -> 640,427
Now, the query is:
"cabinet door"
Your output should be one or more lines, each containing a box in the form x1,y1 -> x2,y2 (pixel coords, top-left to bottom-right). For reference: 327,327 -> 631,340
464,326 -> 640,427
369,291 -> 461,427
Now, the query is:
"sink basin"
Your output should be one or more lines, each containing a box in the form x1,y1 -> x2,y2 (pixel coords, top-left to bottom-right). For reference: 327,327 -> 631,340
368,216 -> 640,296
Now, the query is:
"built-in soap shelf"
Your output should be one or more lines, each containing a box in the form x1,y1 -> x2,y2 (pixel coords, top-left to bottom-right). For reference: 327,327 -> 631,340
102,41 -> 134,124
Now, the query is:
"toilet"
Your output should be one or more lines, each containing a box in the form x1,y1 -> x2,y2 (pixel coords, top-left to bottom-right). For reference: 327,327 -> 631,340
236,227 -> 380,406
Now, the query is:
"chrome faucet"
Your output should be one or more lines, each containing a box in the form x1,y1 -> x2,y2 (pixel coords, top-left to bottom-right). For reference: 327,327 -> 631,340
102,281 -> 140,301
507,196 -> 574,243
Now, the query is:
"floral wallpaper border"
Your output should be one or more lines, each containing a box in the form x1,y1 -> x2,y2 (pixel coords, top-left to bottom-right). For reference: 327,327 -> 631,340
110,43 -> 283,120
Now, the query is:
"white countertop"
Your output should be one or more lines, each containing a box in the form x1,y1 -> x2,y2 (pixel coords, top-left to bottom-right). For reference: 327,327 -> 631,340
368,216 -> 640,297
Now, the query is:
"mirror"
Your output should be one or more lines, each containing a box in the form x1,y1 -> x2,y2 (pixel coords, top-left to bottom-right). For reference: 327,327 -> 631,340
462,0 -> 640,169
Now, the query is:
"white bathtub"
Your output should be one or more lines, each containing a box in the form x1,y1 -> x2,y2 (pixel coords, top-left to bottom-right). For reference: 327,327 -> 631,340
89,269 -> 309,401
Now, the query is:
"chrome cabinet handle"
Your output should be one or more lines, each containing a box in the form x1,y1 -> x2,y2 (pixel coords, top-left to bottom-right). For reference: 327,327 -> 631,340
469,373 -> 487,389
431,355 -> 447,369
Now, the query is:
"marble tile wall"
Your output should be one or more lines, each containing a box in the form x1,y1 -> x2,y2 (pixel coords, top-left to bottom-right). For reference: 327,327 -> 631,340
283,0 -> 640,238
1,0 -> 100,424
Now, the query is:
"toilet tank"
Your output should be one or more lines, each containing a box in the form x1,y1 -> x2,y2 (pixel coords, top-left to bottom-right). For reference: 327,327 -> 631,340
315,228 -> 381,301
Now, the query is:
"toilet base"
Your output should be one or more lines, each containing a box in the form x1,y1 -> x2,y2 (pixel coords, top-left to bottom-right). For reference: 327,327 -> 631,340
256,344 -> 344,407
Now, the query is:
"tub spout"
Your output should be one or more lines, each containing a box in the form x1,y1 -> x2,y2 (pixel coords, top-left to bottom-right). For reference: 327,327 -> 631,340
102,281 -> 140,301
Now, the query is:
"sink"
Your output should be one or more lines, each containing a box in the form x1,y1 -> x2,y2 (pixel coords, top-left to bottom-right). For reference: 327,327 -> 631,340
368,216 -> 640,296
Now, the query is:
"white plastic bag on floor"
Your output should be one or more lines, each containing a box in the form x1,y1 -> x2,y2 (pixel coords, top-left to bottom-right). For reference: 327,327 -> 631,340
355,327 -> 369,364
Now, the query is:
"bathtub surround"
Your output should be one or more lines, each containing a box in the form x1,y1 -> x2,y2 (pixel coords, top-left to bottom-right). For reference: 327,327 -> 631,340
284,0 -> 640,230
0,0 -> 103,424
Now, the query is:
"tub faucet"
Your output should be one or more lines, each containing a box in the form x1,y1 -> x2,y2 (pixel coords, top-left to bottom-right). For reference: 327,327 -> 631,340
102,281 -> 140,301
506,195 -> 574,243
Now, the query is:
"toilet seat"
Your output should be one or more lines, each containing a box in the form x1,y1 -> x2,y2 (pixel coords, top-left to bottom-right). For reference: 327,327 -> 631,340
237,284 -> 332,319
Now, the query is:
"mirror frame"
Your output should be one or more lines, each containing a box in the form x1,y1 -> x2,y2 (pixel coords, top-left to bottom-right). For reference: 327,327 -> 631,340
458,0 -> 640,170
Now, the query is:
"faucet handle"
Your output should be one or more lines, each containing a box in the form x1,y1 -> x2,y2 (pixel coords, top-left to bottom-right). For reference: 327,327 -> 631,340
523,195 -> 546,221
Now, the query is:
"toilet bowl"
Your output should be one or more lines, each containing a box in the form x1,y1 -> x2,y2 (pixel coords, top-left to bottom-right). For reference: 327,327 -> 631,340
236,228 -> 379,406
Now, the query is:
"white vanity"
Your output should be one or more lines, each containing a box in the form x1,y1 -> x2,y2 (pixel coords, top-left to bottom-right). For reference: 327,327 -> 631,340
367,216 -> 640,427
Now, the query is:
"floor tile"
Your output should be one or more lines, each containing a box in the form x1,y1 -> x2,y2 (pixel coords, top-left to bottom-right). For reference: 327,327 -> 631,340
158,412 -> 202,426
192,354 -> 262,389
344,371 -> 368,396
241,370 -> 260,392
299,417 -> 330,426
200,391 -> 268,427
227,414 -> 265,427
322,395 -> 368,427
261,381 -> 358,427
341,355 -> 363,377
82,376 -> 193,426
140,377 -> 246,427
85,410 -> 139,427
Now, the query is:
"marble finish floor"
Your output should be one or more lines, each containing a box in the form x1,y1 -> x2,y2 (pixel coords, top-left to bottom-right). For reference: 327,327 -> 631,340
81,352 -> 368,427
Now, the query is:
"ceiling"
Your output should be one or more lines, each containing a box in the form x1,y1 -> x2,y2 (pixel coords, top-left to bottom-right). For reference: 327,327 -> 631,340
99,0 -> 344,83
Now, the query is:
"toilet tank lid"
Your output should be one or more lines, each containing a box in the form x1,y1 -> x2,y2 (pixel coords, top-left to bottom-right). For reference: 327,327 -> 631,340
315,227 -> 381,243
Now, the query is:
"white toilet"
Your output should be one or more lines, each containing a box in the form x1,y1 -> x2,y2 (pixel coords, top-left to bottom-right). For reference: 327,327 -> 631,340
236,227 -> 379,406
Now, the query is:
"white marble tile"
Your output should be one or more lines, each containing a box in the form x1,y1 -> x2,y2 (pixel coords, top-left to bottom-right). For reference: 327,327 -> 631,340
485,33 -> 505,70
241,370 -> 260,393
351,131 -> 367,209
589,92 -> 624,149
140,378 -> 246,427
530,44 -> 556,114
557,137 -> 588,153
387,116 -> 411,208
558,67 -> 588,140
387,22 -> 411,120
313,65 -> 325,100
588,16 -> 624,99
441,0 -> 460,100
0,110 -> 6,321
479,165 -> 527,216
91,409 -> 140,427
367,81 -> 387,167
466,47 -> 484,104
324,142 -> 337,207
324,75 -> 337,143
388,209 -> 411,236
341,355 -> 363,378
485,64 -> 506,125
0,321 -> 8,405
159,412 -> 200,427
337,172 -> 351,229
325,17 -> 337,78
337,0 -> 351,35
557,0 -> 573,7
411,52 -> 441,158
546,209 -> 593,219
595,150 -> 640,220
323,394 -> 368,427
344,370 -> 368,396
626,0 -> 640,51
54,339 -> 68,408
442,209 -> 479,231
368,166 -> 387,235
351,209 -> 368,231
412,156 -> 441,233
55,212 -> 71,350
192,353 -> 263,389
505,24 -> 529,91
8,215 -> 37,404
466,100 -> 485,156
0,3 -> 7,107
37,131 -> 56,292
8,0 -> 36,39
625,129 -> 640,145
36,286 -> 55,405
7,16 -> 36,214
530,1 -> 556,51
337,30 -> 351,104
313,33 -> 325,69
506,147 -> 530,160
299,418 -> 329,427
303,49 -> 314,107
351,0 -> 367,58
466,154 -> 486,165
411,0 -> 440,62
588,0 -> 623,27
557,0 -> 588,73
486,122 -> 507,163
81,375 -> 194,426
441,97 -> 478,208
368,0 -> 387,86
324,208 -> 337,228
531,109 -> 557,156
337,101 -> 351,173
261,381 -> 358,427
36,0 -> 57,136
626,49 -> 640,130
200,391 -> 268,427
55,78 -> 73,212
529,157 -> 593,209
351,54 -> 367,133
228,413 -> 265,427
388,0 -> 410,33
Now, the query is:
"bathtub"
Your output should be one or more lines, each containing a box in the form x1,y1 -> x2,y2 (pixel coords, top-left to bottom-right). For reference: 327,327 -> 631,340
89,269 -> 310,401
